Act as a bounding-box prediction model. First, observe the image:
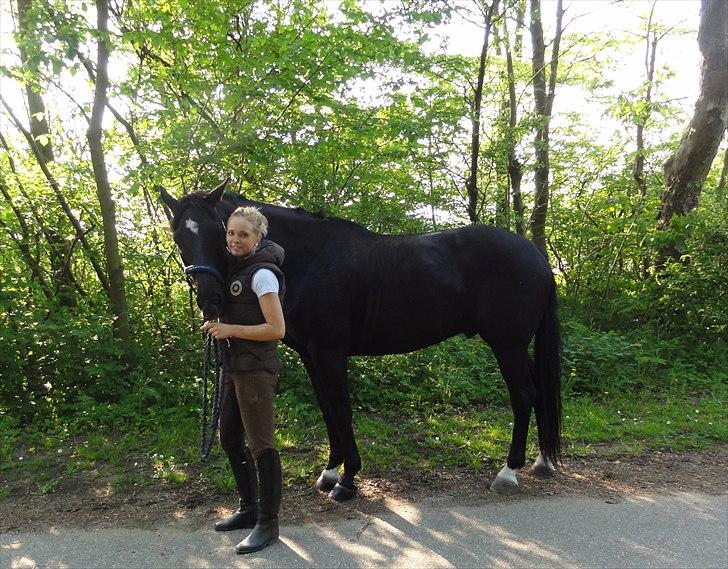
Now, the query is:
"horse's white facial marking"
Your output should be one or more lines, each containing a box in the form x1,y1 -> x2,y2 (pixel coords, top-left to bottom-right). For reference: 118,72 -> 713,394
185,219 -> 200,235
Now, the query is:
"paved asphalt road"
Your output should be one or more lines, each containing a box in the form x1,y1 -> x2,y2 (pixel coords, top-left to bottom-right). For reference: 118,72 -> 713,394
2,491 -> 726,568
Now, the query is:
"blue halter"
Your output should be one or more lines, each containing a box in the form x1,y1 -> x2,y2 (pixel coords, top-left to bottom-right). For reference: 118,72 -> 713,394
183,263 -> 226,285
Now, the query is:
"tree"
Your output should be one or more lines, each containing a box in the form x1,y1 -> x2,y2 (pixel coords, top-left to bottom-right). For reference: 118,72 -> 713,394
657,0 -> 728,259
529,0 -> 563,253
632,1 -> 659,198
7,0 -> 79,305
464,0 -> 500,224
501,0 -> 526,235
87,0 -> 130,342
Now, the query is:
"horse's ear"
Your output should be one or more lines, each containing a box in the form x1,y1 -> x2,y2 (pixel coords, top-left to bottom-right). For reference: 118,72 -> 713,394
206,177 -> 230,205
158,185 -> 179,215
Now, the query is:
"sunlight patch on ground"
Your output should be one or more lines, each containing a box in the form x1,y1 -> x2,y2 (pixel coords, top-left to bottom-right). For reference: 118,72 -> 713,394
380,496 -> 422,525
93,483 -> 114,499
10,557 -> 38,569
453,513 -> 577,569
278,536 -> 314,564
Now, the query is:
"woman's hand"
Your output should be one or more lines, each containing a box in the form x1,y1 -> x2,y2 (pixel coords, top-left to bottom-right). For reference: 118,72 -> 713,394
201,320 -> 234,340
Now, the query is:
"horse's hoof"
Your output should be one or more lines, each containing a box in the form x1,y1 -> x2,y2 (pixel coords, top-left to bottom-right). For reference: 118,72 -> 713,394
530,462 -> 556,478
530,454 -> 556,478
315,469 -> 338,492
490,476 -> 520,494
328,482 -> 357,502
490,464 -> 520,494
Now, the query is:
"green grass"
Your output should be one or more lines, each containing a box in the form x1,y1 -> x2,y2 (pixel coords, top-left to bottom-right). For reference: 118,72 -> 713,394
562,392 -> 727,455
1,387 -> 725,498
110,473 -> 150,490
37,479 -> 59,495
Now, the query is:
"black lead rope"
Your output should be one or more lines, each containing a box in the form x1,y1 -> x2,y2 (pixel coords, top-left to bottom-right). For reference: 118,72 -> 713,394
200,332 -> 230,461
179,262 -> 229,460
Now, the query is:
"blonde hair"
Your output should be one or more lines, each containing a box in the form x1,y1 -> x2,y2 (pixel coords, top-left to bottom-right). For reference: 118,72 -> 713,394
229,206 -> 268,237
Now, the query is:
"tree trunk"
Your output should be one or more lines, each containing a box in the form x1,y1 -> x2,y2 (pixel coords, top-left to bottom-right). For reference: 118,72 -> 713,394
503,10 -> 525,236
87,0 -> 130,343
657,0 -> 728,260
14,0 -> 79,305
1,94 -> 111,294
633,2 -> 658,198
465,0 -> 499,224
16,0 -> 54,164
494,23 -> 510,230
528,0 -> 563,253
72,42 -> 166,225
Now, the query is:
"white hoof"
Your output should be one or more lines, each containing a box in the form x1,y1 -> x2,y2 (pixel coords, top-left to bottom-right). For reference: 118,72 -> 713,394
490,465 -> 520,493
530,453 -> 556,477
315,467 -> 339,492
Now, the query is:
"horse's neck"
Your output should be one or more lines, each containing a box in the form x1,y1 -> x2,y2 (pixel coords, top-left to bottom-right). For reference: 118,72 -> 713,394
217,195 -> 243,221
218,193 -> 375,247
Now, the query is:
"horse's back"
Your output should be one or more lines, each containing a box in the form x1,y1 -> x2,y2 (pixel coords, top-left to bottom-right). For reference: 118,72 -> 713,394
283,224 -> 552,355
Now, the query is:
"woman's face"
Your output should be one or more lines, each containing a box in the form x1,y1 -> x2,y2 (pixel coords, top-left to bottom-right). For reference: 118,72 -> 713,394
226,216 -> 259,257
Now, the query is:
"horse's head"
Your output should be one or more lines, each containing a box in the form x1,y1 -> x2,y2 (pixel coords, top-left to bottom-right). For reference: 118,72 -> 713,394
160,180 -> 229,320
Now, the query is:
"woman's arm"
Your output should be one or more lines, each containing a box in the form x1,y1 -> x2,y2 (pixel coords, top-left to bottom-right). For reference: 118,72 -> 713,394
202,293 -> 285,341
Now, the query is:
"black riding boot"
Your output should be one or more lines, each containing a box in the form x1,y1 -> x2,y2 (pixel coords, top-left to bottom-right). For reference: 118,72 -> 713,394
215,445 -> 259,531
236,448 -> 281,554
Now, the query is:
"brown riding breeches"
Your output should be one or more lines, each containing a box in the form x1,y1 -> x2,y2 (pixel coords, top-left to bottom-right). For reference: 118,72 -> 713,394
218,369 -> 278,458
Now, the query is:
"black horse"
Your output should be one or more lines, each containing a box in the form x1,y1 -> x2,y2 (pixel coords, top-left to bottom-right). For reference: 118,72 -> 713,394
161,180 -> 562,501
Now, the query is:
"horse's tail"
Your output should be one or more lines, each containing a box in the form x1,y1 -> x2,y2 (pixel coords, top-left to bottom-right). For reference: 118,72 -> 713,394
533,281 -> 562,466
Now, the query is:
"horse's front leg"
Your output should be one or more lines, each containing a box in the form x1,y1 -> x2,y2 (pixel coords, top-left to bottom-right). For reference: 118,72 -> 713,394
308,346 -> 360,502
297,350 -> 346,493
490,345 -> 536,493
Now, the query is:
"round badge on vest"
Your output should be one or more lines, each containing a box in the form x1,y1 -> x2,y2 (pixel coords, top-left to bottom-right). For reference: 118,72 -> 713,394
230,280 -> 243,296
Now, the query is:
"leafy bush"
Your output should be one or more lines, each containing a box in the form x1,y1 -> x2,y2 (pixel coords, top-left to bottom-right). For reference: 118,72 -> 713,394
562,319 -> 727,397
0,298 -> 202,430
650,216 -> 728,340
348,336 -> 507,410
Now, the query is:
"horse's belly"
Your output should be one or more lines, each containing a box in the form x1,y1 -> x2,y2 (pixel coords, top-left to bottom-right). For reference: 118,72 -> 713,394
351,322 -> 464,356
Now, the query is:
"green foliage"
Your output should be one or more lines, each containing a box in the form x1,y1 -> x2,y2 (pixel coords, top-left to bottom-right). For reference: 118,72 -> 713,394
1,0 -> 726,496
647,210 -> 728,339
562,320 -> 727,397
150,452 -> 188,484
0,306 -> 125,422
349,336 -> 506,410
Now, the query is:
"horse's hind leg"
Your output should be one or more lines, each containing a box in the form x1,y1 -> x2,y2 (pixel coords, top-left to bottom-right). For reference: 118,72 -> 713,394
530,452 -> 556,477
528,357 -> 557,478
308,346 -> 361,502
489,342 -> 536,493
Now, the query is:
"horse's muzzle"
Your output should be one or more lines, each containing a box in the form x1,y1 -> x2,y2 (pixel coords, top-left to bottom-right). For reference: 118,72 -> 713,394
201,301 -> 223,321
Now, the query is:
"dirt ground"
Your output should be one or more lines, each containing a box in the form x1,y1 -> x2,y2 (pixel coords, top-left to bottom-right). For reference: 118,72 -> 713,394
2,444 -> 727,534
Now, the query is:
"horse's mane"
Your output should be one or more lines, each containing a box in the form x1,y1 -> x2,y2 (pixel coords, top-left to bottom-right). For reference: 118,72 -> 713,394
224,192 -> 371,234
178,190 -> 213,208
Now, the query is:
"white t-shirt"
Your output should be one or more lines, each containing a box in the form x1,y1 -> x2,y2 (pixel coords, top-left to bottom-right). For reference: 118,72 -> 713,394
251,268 -> 280,298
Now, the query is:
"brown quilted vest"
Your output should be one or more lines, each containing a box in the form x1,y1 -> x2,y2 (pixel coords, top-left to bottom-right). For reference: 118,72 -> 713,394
222,241 -> 285,373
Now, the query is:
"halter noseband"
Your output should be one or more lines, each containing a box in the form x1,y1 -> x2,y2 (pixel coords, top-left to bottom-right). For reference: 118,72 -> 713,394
183,263 -> 226,285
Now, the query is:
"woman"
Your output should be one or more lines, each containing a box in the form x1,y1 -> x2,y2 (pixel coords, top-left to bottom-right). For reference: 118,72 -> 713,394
202,206 -> 285,554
